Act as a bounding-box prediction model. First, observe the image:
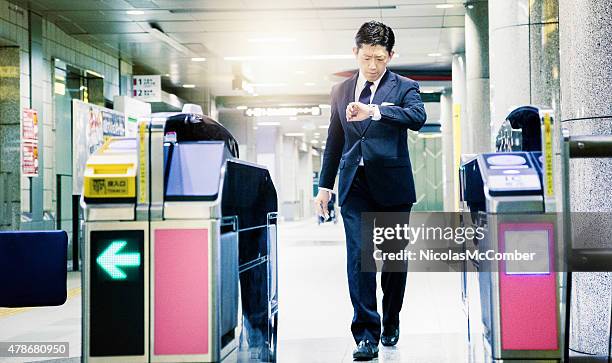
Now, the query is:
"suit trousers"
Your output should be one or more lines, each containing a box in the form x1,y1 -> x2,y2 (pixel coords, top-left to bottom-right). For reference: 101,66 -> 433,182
340,166 -> 413,344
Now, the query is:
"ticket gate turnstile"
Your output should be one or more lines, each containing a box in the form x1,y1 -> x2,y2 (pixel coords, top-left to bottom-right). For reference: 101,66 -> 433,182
460,152 -> 563,362
82,111 -> 278,363
460,108 -> 565,362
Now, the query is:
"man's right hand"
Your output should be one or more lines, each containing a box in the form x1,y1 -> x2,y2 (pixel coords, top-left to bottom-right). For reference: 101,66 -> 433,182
315,189 -> 331,220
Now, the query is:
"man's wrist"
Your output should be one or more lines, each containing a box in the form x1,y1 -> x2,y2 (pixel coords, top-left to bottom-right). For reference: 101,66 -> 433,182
369,104 -> 381,120
318,187 -> 333,196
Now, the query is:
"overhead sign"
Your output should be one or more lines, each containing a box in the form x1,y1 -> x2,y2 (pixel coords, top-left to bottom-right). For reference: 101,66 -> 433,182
21,109 -> 39,177
133,75 -> 162,102
245,106 -> 321,117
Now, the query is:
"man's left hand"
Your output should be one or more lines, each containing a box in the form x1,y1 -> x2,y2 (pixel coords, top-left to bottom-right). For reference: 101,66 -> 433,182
346,102 -> 370,122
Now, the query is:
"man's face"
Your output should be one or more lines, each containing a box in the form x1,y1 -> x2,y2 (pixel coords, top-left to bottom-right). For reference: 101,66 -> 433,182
353,44 -> 394,82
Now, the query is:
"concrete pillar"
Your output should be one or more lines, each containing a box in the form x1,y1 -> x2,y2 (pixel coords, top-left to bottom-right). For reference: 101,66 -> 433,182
440,90 -> 455,212
464,0 -> 491,153
488,0 -> 560,140
0,47 -> 21,230
450,53 -> 467,211
559,0 -> 612,356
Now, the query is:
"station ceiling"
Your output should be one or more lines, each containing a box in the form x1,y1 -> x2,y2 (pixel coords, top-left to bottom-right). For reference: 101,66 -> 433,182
16,0 -> 464,97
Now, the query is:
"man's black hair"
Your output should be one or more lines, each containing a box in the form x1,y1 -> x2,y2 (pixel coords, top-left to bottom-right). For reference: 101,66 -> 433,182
355,21 -> 395,54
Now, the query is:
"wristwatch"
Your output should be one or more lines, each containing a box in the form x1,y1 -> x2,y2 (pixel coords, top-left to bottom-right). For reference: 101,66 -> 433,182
368,104 -> 376,118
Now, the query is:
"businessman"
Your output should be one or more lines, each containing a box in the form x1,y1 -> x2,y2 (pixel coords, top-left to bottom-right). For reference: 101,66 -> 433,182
315,21 -> 426,360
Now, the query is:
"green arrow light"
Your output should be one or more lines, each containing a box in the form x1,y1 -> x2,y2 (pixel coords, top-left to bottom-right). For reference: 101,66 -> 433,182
96,240 -> 141,279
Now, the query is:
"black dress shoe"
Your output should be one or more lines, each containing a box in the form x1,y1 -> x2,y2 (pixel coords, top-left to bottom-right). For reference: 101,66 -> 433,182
381,326 -> 399,346
353,339 -> 379,361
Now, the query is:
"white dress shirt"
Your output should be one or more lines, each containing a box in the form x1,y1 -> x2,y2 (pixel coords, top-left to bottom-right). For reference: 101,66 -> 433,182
354,70 -> 385,122
355,69 -> 385,165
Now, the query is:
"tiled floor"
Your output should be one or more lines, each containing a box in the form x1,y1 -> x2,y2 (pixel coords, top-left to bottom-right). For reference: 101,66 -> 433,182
276,218 -> 468,363
0,218 -> 469,363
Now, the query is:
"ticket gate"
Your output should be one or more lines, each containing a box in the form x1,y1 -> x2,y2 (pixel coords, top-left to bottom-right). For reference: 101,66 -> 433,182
81,110 -> 278,363
460,109 -> 565,362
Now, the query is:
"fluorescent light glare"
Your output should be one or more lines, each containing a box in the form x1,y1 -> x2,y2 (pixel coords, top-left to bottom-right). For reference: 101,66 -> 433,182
224,54 -> 353,61
236,105 -> 248,110
318,125 -> 330,129
251,83 -> 286,88
318,104 -> 331,109
126,10 -> 145,15
285,132 -> 305,137
248,37 -> 296,43
258,122 -> 281,126
436,4 -> 455,9
191,57 -> 207,62
182,84 -> 196,88
304,82 -> 316,86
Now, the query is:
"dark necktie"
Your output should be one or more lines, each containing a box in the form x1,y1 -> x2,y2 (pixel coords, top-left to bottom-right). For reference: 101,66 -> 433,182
359,80 -> 374,105
357,81 -> 374,131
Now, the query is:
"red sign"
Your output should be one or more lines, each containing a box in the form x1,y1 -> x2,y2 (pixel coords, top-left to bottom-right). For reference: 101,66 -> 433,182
22,108 -> 38,141
21,109 -> 39,177
22,142 -> 39,177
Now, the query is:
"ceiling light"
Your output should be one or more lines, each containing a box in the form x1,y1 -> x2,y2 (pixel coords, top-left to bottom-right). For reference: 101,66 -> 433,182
304,82 -> 316,87
164,73 -> 170,77
147,27 -> 194,56
428,53 -> 442,57
310,140 -> 319,144
182,84 -> 195,88
318,125 -> 329,129
191,57 -> 207,62
258,122 -> 281,126
285,132 -> 305,137
436,4 -> 455,9
236,105 -> 247,110
224,54 -> 353,61
126,10 -> 145,15
248,37 -> 296,43
251,83 -> 286,88
314,133 -> 321,136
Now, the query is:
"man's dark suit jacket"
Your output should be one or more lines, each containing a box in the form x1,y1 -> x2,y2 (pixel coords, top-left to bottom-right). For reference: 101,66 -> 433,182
319,70 -> 427,206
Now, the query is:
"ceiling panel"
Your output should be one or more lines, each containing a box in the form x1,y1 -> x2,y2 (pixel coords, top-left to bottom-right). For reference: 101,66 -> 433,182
380,16 -> 444,29
443,15 -> 465,27
32,0 -> 133,11
18,0 -> 464,97
152,0 -> 257,9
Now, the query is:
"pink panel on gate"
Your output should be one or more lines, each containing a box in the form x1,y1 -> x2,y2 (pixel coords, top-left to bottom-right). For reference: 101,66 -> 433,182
154,228 -> 209,355
498,223 -> 558,351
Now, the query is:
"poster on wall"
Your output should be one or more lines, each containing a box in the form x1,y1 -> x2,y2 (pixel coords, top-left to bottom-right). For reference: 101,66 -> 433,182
72,100 -> 126,195
21,108 -> 39,177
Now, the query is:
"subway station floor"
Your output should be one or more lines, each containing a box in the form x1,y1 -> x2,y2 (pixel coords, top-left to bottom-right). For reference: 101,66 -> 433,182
0,218 -> 467,363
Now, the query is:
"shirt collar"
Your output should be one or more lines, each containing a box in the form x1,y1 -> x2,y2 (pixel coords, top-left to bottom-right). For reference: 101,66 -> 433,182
357,68 -> 387,89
